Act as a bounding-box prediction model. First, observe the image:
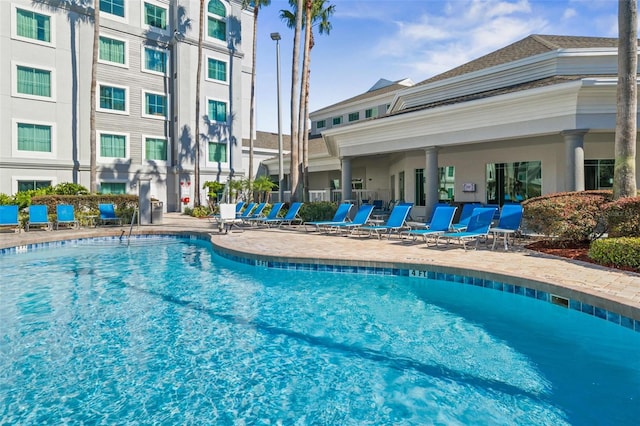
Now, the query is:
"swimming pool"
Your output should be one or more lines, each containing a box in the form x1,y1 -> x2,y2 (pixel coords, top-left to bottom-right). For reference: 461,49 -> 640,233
1,236 -> 639,424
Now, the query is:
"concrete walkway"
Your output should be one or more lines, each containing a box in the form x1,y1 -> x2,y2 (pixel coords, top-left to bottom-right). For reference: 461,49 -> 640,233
2,212 -> 639,324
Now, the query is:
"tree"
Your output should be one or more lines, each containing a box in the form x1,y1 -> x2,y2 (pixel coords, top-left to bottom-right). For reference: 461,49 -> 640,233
280,0 -> 304,201
89,2 -> 99,193
194,0 -> 206,207
242,0 -> 271,196
614,0 -> 638,199
281,0 -> 334,201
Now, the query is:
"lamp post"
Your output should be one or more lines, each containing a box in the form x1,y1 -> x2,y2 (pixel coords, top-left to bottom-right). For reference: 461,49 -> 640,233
270,32 -> 284,202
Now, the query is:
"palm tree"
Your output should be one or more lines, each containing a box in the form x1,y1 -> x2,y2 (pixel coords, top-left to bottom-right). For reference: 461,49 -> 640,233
281,0 -> 334,201
242,0 -> 271,197
614,0 -> 638,199
89,2 -> 99,193
280,0 -> 304,201
194,0 -> 206,207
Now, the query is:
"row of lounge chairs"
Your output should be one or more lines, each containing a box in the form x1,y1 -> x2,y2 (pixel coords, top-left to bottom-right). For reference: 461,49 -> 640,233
0,203 -> 122,232
211,201 -> 305,232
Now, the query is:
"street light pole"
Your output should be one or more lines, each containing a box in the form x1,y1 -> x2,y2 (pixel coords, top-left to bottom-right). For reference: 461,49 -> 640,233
270,32 -> 284,203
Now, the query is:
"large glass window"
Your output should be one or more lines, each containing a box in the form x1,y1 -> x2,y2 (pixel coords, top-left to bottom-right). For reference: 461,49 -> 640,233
415,169 -> 425,206
207,0 -> 226,41
145,137 -> 167,161
208,100 -> 227,122
18,123 -> 51,152
17,66 -> 51,97
486,161 -> 541,204
145,93 -> 167,117
100,0 -> 125,17
99,36 -> 126,64
18,180 -> 51,192
100,182 -> 127,194
585,159 -> 614,190
99,85 -> 126,112
209,142 -> 227,162
16,8 -> 50,42
144,2 -> 167,30
207,58 -> 227,82
144,47 -> 166,73
439,166 -> 455,201
100,133 -> 126,158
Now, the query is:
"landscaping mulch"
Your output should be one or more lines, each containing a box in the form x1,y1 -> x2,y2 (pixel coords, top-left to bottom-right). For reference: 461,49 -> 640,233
526,240 -> 639,273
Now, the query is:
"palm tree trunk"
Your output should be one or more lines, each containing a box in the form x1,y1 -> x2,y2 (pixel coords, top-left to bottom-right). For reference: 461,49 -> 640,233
299,2 -> 313,202
89,4 -> 99,193
248,5 -> 259,196
289,0 -> 304,202
194,0 -> 205,207
614,0 -> 638,199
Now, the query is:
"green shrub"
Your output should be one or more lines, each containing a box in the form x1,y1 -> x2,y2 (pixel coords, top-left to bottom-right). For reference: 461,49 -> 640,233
589,237 -> 640,271
0,194 -> 13,205
602,197 -> 640,237
299,201 -> 338,222
189,205 -> 211,218
521,190 -> 612,244
51,183 -> 89,195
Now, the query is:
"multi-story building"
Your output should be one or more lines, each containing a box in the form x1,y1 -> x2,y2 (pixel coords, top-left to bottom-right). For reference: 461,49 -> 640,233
1,0 -> 253,211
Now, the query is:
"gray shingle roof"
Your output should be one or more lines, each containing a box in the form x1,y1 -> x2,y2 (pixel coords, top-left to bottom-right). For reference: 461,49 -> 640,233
311,80 -> 412,115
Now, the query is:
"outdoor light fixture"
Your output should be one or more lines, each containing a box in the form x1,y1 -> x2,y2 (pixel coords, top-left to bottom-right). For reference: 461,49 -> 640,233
270,32 -> 284,202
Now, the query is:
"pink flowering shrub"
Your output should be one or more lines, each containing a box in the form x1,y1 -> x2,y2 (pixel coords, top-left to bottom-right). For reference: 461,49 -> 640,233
602,197 -> 640,237
521,190 -> 612,243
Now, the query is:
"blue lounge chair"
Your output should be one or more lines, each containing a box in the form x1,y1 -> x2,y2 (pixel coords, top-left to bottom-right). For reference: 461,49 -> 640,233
324,204 -> 375,235
0,205 -> 20,233
451,203 -> 482,231
26,205 -> 52,231
304,203 -> 353,232
489,204 -> 524,250
354,204 -> 412,239
244,203 -> 282,226
55,204 -> 80,230
240,202 -> 267,224
263,202 -> 304,228
402,206 -> 457,244
437,207 -> 497,250
236,202 -> 256,220
98,203 -> 122,226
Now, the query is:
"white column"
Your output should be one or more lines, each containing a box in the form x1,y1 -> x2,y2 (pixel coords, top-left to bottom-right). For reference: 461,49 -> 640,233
341,157 -> 352,203
425,147 -> 440,214
562,129 -> 588,191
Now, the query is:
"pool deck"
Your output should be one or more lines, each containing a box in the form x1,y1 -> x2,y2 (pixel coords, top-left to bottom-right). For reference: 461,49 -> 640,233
1,212 -> 640,323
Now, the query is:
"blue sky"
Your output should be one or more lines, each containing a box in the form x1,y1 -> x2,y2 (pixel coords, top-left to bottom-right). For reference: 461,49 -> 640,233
253,0 -> 619,133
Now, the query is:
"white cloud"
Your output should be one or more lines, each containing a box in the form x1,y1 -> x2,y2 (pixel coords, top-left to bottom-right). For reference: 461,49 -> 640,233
562,8 -> 577,19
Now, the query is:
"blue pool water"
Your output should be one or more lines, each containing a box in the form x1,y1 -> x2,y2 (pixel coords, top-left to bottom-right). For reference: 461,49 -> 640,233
1,237 -> 639,425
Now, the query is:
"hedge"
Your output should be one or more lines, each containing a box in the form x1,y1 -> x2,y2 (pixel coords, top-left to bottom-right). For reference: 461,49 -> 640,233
589,237 -> 640,271
602,196 -> 640,237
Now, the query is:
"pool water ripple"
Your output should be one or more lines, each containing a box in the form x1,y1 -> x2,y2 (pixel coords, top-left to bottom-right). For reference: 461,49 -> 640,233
1,238 -> 639,425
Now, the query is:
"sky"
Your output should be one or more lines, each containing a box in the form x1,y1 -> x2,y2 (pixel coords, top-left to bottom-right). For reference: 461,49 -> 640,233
252,0 -> 619,134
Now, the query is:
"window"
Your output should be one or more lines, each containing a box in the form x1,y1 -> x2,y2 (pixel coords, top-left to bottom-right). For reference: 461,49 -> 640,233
332,116 -> 342,126
100,0 -> 125,17
100,133 -> 126,158
207,0 -> 226,41
398,171 -> 405,202
415,169 -> 425,206
144,92 -> 167,118
209,142 -> 227,162
144,2 -> 167,30
145,137 -> 167,161
208,100 -> 227,122
348,112 -> 359,122
18,180 -> 51,192
99,36 -> 126,65
100,182 -> 127,194
16,8 -> 51,43
316,120 -> 326,129
17,123 -> 51,152
365,108 -> 376,119
207,58 -> 227,82
16,65 -> 51,97
486,161 -> 541,204
585,159 -> 614,190
98,84 -> 127,113
143,47 -> 166,73
438,166 -> 455,201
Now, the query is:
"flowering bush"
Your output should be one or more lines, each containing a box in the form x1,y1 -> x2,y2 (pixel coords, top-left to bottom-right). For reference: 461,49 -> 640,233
602,197 -> 640,237
589,237 -> 640,271
521,190 -> 612,243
